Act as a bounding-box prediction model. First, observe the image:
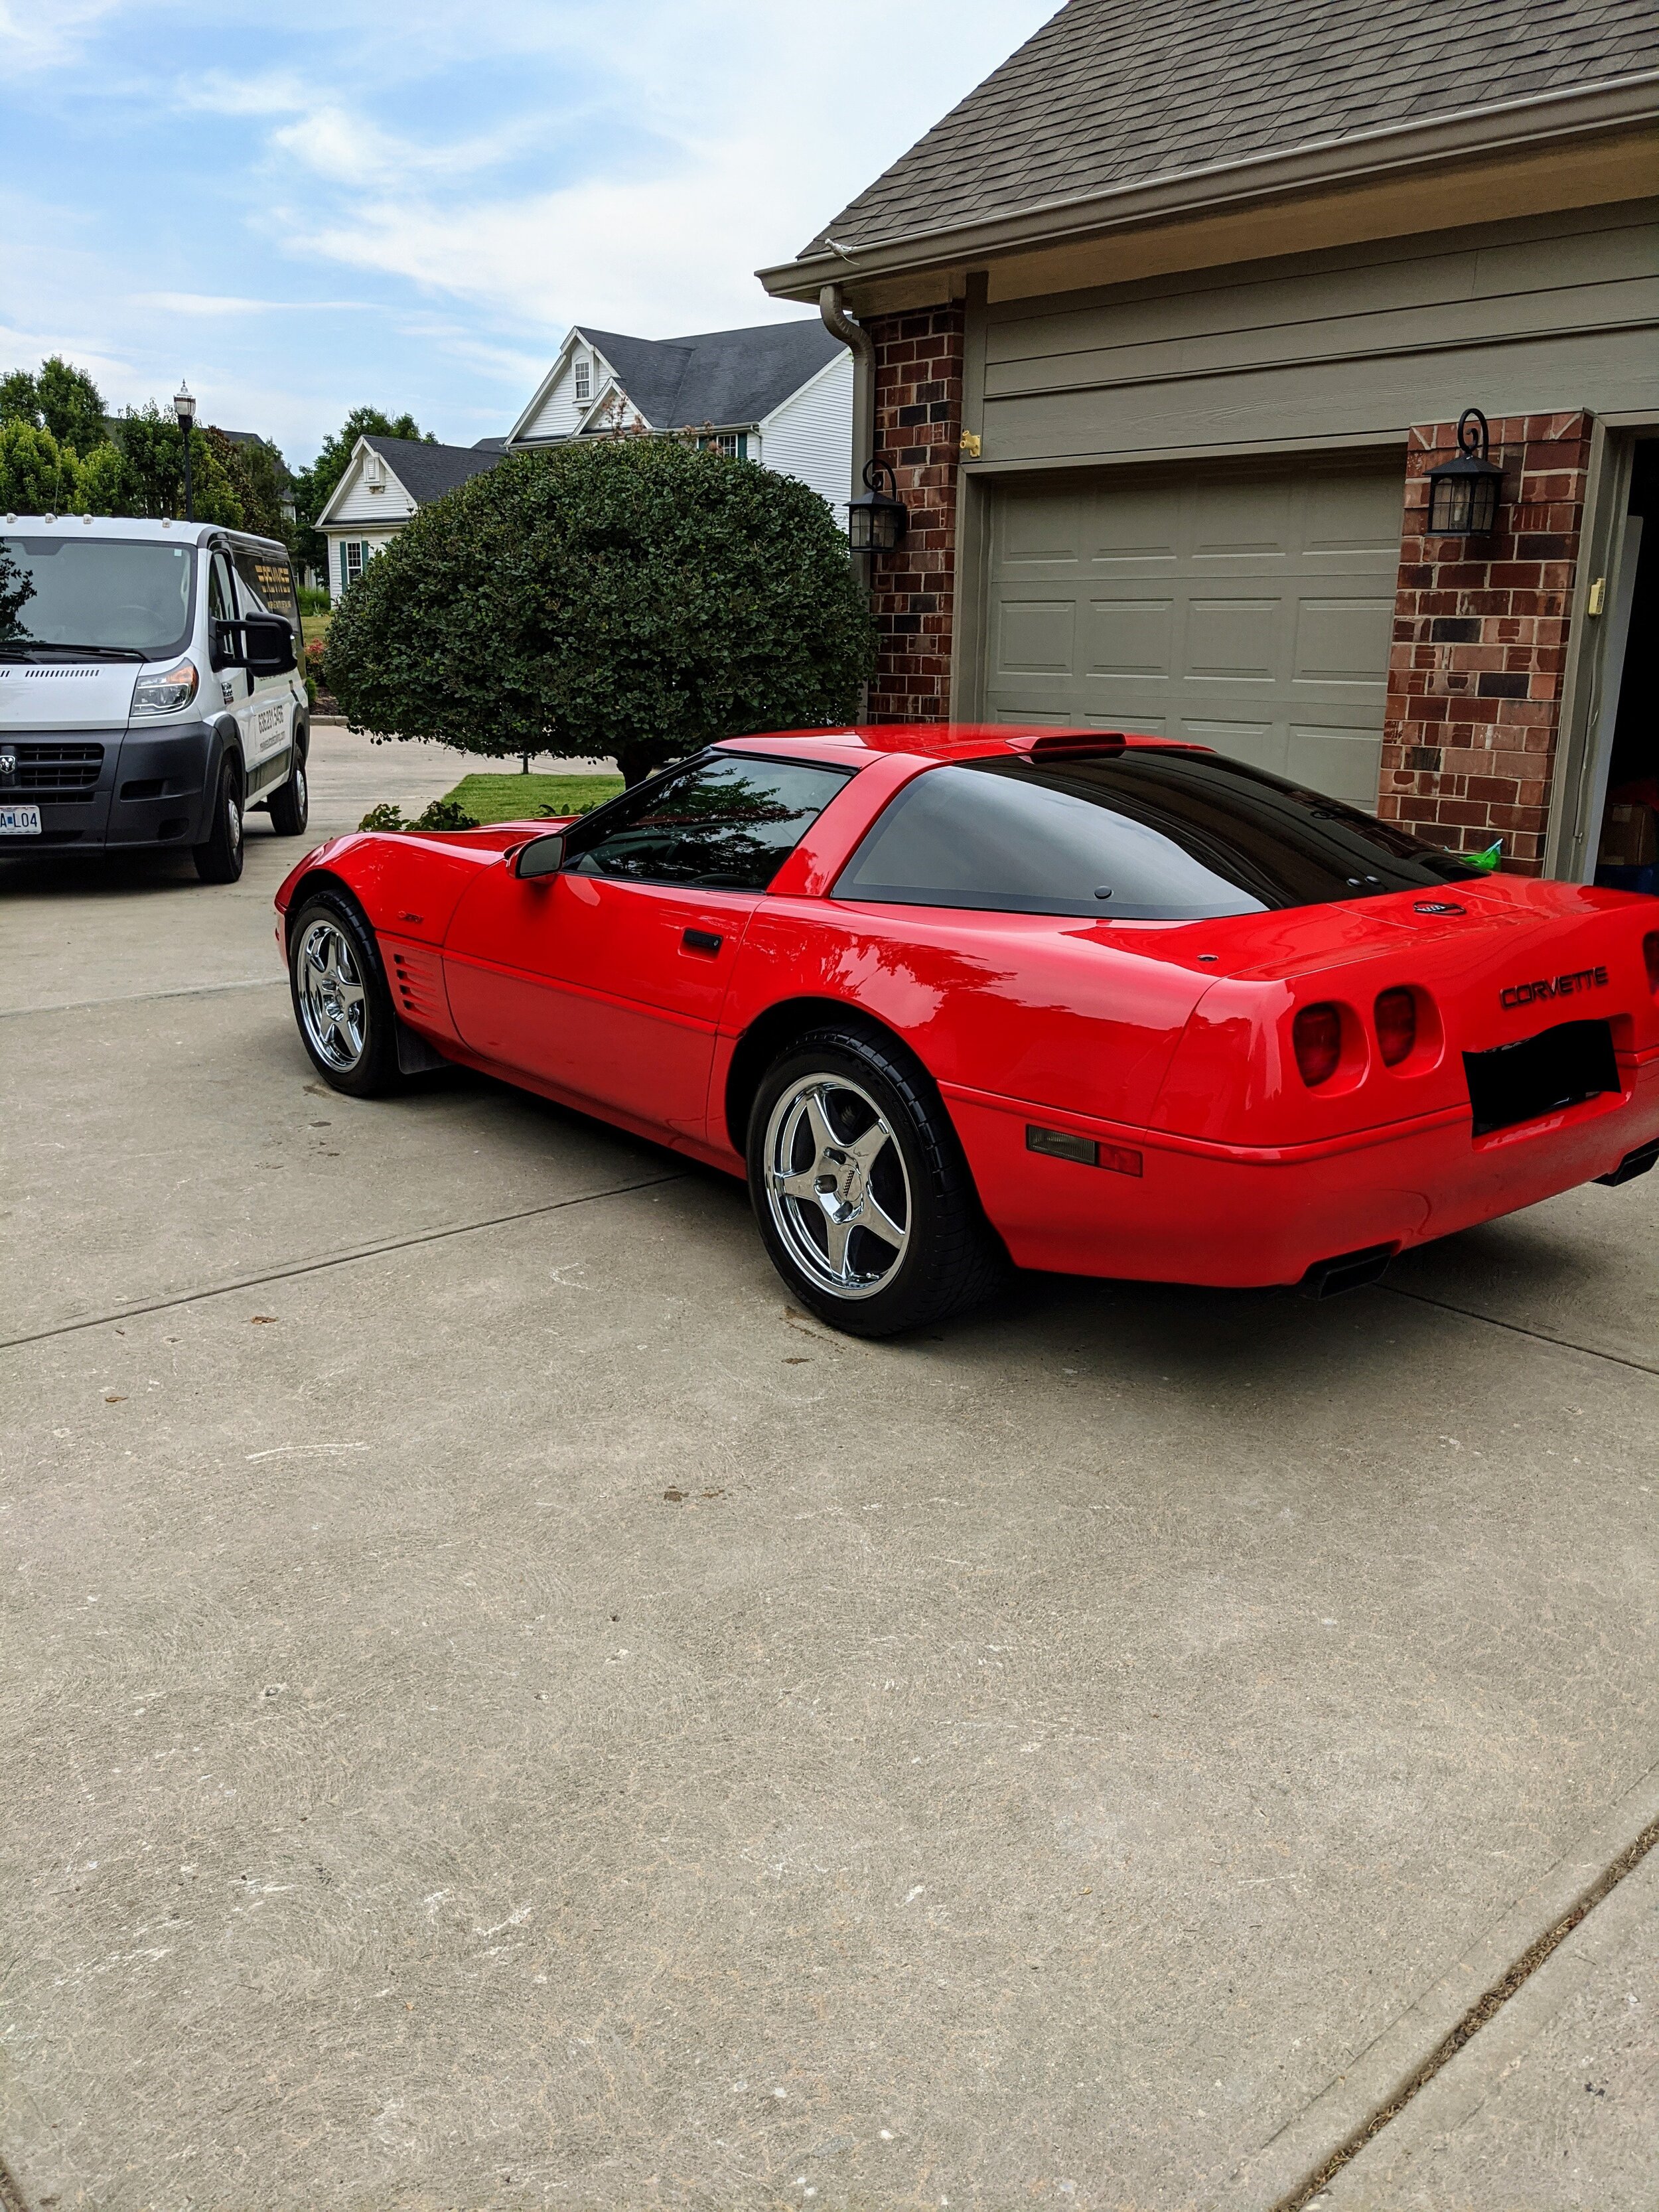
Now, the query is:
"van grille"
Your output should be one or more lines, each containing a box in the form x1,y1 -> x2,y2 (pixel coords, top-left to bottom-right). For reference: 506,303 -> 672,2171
3,742 -> 104,800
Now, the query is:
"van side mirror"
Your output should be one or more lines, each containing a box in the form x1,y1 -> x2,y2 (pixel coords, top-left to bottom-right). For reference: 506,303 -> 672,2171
513,831 -> 566,879
213,614 -> 297,677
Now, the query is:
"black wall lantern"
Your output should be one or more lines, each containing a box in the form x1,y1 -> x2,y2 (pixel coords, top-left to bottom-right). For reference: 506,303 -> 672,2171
847,457 -> 908,554
1425,407 -> 1503,536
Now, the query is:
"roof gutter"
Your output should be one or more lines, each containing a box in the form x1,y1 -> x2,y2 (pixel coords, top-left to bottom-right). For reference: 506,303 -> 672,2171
759,72 -> 1659,297
819,282 -> 875,508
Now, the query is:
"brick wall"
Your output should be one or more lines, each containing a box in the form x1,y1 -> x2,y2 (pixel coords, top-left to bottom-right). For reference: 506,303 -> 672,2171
865,302 -> 964,722
1378,413 -> 1591,874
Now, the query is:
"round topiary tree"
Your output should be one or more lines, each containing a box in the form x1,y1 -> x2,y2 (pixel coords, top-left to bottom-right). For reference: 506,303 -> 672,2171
323,437 -> 875,784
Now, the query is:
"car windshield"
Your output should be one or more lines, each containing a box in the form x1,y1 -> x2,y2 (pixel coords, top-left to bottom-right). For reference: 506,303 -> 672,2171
832,747 -> 1482,921
0,536 -> 196,658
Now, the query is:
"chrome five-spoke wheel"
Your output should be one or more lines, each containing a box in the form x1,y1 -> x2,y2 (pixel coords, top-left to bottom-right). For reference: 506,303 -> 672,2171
763,1072 -> 912,1300
296,917 -> 368,1072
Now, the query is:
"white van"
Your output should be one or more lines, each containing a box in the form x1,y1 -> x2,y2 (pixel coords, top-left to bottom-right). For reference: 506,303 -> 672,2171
0,513 -> 309,882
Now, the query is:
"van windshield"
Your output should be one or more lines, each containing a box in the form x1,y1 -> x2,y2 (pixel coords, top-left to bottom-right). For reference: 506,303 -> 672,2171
0,537 -> 196,659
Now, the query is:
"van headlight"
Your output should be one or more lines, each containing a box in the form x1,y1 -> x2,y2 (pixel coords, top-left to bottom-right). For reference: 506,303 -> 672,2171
131,658 -> 200,716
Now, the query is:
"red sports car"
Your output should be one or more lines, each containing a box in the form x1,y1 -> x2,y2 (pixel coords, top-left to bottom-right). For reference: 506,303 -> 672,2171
274,726 -> 1659,1336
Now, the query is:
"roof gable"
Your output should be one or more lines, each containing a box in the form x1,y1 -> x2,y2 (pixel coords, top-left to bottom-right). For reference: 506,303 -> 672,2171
514,319 -> 845,440
802,0 -> 1658,257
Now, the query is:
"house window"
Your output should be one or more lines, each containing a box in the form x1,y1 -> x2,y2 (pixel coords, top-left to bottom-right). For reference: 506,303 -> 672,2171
340,540 -> 367,591
696,431 -> 747,459
573,360 -> 591,403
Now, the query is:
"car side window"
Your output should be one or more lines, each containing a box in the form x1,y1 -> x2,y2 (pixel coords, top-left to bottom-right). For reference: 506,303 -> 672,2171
564,753 -> 851,893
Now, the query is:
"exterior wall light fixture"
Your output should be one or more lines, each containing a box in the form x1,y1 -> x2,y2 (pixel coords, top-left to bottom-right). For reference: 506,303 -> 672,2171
847,457 -> 908,554
1425,407 -> 1503,536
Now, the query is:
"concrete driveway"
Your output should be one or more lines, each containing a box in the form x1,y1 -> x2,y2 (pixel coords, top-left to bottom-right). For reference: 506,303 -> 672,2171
2,725 -> 1655,2211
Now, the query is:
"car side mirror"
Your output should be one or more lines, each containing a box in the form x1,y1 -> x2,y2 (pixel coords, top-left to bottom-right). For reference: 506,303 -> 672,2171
513,831 -> 566,879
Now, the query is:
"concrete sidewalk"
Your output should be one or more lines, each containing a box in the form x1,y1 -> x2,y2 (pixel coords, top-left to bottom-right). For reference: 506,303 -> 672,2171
1,729 -> 1655,2209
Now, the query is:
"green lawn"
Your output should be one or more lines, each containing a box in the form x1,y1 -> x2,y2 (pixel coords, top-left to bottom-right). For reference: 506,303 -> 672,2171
301,611 -> 330,651
443,772 -> 624,825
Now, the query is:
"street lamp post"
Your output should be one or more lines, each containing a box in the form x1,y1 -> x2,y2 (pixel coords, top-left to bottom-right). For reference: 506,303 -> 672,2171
174,382 -> 197,521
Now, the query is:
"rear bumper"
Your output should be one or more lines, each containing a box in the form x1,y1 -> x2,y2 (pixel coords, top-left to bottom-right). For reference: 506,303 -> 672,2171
948,1049 -> 1659,1287
0,722 -> 219,853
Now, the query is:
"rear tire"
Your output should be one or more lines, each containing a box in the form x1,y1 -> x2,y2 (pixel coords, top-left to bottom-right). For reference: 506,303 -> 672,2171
192,757 -> 244,883
268,745 -> 309,836
287,890 -> 403,1096
747,1025 -> 1006,1338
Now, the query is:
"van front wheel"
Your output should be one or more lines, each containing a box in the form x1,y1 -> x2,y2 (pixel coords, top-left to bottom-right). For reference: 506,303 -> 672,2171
192,759 -> 245,883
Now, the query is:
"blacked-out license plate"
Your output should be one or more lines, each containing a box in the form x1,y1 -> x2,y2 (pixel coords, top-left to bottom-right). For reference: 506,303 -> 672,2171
1465,1018 -> 1619,1138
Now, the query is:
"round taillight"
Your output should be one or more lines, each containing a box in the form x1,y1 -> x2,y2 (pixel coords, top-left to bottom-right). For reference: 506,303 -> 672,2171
1644,931 -> 1659,997
1375,986 -> 1417,1067
1293,1002 -> 1343,1088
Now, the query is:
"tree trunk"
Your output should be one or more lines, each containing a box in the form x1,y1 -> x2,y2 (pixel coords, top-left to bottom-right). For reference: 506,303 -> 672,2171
616,743 -> 660,788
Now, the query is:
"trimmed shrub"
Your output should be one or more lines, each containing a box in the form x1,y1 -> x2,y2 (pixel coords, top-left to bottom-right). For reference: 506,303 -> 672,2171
323,439 -> 874,785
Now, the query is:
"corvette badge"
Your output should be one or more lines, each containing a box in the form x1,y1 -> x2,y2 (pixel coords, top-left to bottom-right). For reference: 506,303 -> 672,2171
1501,965 -> 1608,1009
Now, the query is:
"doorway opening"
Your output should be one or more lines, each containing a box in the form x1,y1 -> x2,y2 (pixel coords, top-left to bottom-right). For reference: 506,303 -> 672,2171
1592,438 -> 1658,893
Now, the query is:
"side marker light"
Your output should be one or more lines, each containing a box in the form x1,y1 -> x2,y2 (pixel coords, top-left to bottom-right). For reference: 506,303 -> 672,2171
1027,1126 -> 1143,1176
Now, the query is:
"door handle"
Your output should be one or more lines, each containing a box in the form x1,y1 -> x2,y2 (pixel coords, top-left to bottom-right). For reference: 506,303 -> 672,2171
682,927 -> 723,955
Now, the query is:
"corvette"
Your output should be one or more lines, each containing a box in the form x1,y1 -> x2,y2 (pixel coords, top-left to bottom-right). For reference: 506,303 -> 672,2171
274,725 -> 1659,1336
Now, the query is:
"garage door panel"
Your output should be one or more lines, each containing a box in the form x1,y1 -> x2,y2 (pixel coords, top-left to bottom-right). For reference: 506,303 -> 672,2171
1292,596 -> 1395,687
1190,475 -> 1293,562
1085,482 -> 1183,566
998,488 -> 1084,566
993,597 -> 1077,676
1082,596 -> 1174,677
1287,724 -> 1387,806
1185,598 -> 1282,683
984,459 -> 1403,807
1300,471 -> 1404,563
1179,718 -> 1282,776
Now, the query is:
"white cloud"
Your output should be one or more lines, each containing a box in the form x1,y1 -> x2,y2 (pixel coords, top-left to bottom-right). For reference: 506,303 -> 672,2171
265,2 -> 1059,336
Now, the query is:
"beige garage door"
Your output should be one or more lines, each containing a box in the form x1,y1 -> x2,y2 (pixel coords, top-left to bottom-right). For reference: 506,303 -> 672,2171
983,459 -> 1403,807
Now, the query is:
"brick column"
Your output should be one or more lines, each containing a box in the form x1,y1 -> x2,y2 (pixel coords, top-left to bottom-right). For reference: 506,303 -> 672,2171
865,302 -> 964,722
1378,413 -> 1591,875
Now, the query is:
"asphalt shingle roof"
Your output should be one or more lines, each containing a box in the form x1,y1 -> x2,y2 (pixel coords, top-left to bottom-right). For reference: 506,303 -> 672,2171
364,435 -> 504,503
577,319 -> 845,429
805,0 -> 1658,254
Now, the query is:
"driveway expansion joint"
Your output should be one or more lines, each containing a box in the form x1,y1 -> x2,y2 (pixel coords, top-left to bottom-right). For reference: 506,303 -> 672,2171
1246,1765 -> 1659,2211
0,1172 -> 688,1351
1382,1281 -> 1659,1377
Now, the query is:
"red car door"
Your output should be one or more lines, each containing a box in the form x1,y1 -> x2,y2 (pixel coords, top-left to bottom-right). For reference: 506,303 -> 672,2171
443,752 -> 854,1140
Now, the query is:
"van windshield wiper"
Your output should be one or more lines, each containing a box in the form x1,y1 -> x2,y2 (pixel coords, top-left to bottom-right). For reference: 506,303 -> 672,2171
0,642 -> 145,661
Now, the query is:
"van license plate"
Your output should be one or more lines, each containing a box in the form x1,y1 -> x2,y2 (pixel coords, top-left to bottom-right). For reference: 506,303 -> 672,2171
0,804 -> 42,836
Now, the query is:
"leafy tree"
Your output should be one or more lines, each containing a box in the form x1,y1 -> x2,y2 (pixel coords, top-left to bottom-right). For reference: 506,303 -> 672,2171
74,440 -> 138,516
0,370 -> 39,425
205,427 -> 291,547
292,406 -> 433,578
324,437 -> 873,783
36,357 -> 108,456
109,404 -> 243,526
0,420 -> 82,514
0,544 -> 35,638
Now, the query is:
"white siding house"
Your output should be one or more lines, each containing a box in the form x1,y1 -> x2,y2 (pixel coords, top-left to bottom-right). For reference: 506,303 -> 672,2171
506,320 -> 851,518
316,435 -> 504,597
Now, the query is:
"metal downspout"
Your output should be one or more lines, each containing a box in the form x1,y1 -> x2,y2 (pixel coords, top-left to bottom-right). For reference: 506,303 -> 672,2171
819,283 -> 874,515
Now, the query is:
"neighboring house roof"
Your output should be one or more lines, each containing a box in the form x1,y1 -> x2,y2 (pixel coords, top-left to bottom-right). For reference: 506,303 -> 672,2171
359,435 -> 503,504
794,0 -> 1658,261
315,435 -> 506,531
511,319 -> 846,443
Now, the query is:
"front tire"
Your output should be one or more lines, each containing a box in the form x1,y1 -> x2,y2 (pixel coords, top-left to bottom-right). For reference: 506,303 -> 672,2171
192,757 -> 244,883
268,745 -> 309,836
747,1025 -> 1005,1338
287,891 -> 402,1096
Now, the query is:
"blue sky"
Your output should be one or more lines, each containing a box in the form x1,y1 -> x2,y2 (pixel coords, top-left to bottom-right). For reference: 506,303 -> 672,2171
0,1 -> 1056,467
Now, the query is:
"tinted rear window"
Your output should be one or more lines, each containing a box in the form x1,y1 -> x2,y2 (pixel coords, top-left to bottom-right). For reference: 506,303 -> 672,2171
832,750 -> 1480,920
